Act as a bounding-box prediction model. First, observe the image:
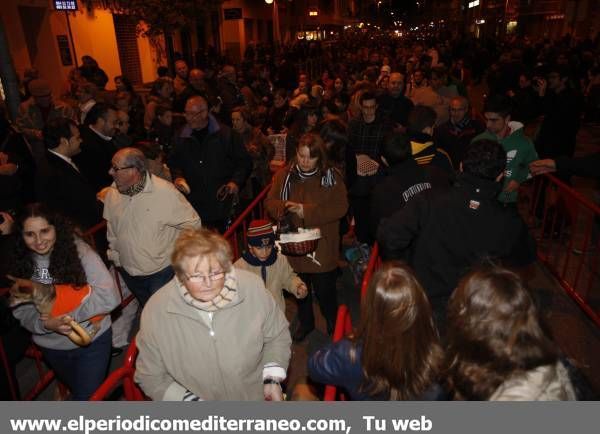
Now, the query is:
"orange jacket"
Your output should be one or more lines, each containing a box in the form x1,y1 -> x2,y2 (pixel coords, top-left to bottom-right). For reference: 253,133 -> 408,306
50,284 -> 104,324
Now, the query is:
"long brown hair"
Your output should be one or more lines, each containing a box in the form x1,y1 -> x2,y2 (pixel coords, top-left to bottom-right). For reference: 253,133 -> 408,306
446,265 -> 558,400
351,261 -> 443,400
10,203 -> 87,286
293,133 -> 329,172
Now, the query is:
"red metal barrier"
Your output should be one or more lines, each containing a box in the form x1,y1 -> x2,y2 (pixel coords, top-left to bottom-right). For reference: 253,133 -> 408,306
89,184 -> 274,401
80,220 -> 107,251
361,243 -> 380,299
223,184 -> 272,260
0,220 -> 138,401
324,243 -> 381,401
0,335 -> 19,400
323,305 -> 353,401
90,338 -> 146,401
521,174 -> 600,328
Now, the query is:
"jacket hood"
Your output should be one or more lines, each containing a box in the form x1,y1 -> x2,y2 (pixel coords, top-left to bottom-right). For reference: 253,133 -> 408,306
507,121 -> 525,137
410,132 -> 435,155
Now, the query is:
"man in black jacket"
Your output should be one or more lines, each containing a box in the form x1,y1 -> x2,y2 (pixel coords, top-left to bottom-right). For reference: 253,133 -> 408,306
433,96 -> 485,167
370,134 -> 450,239
170,95 -> 252,232
346,92 -> 390,243
37,117 -> 100,230
73,103 -> 118,193
377,139 -> 536,326
377,72 -> 414,131
535,64 -> 583,159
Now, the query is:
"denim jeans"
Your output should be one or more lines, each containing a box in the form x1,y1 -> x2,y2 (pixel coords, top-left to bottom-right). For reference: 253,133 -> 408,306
118,265 -> 174,307
41,328 -> 112,400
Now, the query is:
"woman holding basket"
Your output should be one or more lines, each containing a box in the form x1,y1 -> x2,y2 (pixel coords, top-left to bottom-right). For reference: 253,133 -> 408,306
265,133 -> 348,342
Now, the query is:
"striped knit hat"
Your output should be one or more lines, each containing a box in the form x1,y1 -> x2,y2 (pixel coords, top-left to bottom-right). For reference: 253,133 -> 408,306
247,219 -> 275,247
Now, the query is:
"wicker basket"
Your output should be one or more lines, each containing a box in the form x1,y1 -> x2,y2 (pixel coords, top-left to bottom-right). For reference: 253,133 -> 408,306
279,239 -> 319,256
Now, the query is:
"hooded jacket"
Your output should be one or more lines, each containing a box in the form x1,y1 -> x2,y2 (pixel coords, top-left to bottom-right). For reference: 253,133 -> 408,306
490,361 -> 576,401
473,121 -> 538,204
410,131 -> 454,174
370,158 -> 451,238
377,173 -> 536,301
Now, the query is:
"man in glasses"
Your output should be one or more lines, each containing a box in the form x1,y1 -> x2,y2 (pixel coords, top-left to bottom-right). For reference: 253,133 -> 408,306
434,96 -> 485,168
103,147 -> 201,307
169,95 -> 252,233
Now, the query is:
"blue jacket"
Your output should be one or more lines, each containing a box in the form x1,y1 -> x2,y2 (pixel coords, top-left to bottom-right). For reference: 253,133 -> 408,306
308,339 -> 447,401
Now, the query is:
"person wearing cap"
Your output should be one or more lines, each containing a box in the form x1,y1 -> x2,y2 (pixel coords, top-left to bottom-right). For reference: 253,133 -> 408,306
234,219 -> 307,313
16,78 -> 75,141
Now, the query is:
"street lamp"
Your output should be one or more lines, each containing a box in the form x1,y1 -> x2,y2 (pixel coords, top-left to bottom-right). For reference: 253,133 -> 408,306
264,0 -> 281,46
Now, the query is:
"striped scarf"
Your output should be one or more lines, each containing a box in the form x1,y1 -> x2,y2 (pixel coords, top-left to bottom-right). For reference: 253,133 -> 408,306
123,171 -> 147,196
280,164 -> 336,201
177,269 -> 237,312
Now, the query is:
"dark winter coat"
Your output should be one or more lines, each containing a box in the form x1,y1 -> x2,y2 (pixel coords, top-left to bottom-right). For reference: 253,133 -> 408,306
169,115 -> 252,222
377,173 -> 536,302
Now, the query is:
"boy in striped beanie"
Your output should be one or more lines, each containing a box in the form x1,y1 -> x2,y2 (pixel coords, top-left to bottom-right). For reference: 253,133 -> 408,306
234,219 -> 307,313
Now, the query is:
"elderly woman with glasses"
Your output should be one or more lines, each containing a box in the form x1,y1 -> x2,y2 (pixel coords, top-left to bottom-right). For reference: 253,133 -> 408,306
135,228 -> 292,401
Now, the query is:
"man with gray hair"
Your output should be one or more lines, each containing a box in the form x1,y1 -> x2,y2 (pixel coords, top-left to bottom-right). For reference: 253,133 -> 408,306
377,71 -> 414,131
103,147 -> 201,306
433,95 -> 485,167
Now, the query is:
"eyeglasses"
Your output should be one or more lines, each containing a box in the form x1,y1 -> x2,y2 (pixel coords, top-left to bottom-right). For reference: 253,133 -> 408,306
110,164 -> 134,172
185,270 -> 225,284
184,108 -> 208,118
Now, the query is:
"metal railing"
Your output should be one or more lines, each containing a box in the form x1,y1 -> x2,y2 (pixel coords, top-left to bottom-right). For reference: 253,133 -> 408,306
90,184 -> 273,400
323,243 -> 381,401
522,174 -> 600,328
223,184 -> 272,260
89,337 -> 145,401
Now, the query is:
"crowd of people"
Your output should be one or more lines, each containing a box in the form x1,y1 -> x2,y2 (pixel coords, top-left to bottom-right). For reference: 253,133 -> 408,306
1,30 -> 599,401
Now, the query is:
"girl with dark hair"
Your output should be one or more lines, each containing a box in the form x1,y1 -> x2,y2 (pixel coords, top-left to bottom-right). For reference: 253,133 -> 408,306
144,78 -> 173,130
265,133 -> 348,342
332,77 -> 348,100
262,88 -> 292,135
8,203 -> 119,400
319,117 -> 348,175
308,261 -> 445,400
114,75 -> 144,138
285,105 -> 321,164
446,265 -> 576,401
148,104 -> 174,155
